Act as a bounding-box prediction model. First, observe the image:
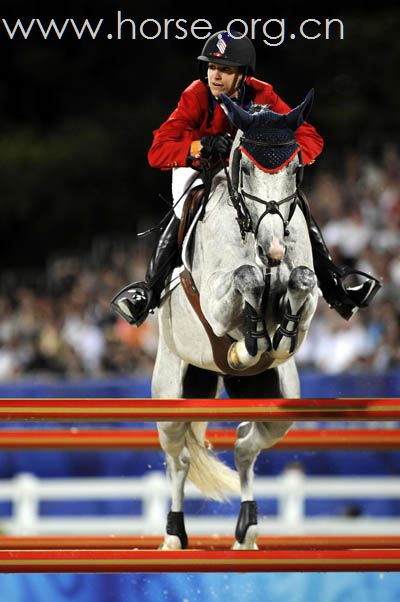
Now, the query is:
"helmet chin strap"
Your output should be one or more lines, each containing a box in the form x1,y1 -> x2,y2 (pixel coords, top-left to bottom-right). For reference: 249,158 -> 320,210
230,68 -> 247,104
232,72 -> 245,97
210,71 -> 245,102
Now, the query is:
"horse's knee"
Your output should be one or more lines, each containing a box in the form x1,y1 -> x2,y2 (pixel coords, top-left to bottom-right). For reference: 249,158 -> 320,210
285,267 -> 318,332
233,265 -> 265,310
289,266 -> 317,294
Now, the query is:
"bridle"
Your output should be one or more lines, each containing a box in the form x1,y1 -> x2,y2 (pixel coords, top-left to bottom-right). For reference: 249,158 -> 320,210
224,135 -> 303,241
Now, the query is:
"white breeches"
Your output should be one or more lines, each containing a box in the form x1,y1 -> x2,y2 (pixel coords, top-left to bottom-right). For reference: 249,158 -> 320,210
172,167 -> 203,218
172,166 -> 229,218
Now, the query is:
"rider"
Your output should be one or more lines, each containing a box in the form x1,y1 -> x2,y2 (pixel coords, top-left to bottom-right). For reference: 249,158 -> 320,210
112,30 -> 381,326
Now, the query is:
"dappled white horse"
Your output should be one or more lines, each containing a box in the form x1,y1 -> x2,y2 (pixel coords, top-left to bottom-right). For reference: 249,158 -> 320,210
154,90 -> 319,550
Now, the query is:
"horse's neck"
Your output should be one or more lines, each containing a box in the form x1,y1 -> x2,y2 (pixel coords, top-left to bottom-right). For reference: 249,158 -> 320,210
190,183 -> 255,288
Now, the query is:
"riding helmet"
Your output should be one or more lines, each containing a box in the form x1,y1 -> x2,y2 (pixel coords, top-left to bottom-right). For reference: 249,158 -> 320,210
198,30 -> 256,79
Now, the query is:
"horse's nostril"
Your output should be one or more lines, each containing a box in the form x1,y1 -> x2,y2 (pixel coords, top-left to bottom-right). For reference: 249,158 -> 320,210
257,245 -> 265,258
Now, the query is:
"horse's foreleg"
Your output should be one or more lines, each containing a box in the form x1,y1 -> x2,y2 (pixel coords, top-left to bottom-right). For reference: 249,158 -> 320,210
157,421 -> 190,550
203,265 -> 272,370
203,265 -> 265,336
227,301 -> 271,370
271,265 -> 318,360
233,419 -> 293,550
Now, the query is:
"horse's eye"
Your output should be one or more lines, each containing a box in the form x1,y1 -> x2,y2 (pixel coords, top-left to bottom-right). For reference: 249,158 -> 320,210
242,164 -> 251,176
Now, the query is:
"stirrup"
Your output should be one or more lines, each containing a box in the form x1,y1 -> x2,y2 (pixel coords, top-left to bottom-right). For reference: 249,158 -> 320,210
111,282 -> 154,327
330,269 -> 382,321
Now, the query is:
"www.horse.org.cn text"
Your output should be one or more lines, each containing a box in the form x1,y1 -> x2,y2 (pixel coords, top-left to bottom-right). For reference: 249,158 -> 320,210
0,14 -> 345,45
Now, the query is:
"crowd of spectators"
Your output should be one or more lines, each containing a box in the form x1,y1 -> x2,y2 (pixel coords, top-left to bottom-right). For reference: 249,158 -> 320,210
0,240 -> 159,381
0,145 -> 399,381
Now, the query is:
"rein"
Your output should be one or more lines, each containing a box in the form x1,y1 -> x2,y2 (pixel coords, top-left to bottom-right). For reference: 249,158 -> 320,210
224,135 -> 301,241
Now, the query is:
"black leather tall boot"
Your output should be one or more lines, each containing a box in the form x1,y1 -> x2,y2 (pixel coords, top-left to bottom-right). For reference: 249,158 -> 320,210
111,214 -> 180,326
309,216 -> 381,320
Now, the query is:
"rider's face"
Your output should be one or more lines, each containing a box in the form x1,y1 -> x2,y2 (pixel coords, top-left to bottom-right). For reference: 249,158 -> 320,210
207,62 -> 243,98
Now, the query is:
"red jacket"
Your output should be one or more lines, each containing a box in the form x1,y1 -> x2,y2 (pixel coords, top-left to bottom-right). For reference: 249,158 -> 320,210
148,77 -> 324,170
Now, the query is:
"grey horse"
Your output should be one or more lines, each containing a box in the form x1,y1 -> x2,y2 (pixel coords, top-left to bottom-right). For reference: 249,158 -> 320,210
154,90 -> 319,550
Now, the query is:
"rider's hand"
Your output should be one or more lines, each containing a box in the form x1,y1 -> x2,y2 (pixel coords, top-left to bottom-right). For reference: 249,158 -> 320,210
190,140 -> 202,159
200,135 -> 232,161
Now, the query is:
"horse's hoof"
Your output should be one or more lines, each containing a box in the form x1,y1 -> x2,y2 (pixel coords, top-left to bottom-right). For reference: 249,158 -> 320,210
227,342 -> 248,371
231,525 -> 259,550
228,341 -> 262,370
159,535 -> 183,550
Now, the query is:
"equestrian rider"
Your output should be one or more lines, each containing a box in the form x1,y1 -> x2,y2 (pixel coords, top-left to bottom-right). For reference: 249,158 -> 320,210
112,30 -> 380,326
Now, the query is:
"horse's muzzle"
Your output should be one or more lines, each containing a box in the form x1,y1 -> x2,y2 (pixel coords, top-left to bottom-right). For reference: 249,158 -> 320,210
257,236 -> 286,267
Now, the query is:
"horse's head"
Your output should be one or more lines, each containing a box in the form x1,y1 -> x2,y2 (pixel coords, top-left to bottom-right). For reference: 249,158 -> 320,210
220,90 -> 314,267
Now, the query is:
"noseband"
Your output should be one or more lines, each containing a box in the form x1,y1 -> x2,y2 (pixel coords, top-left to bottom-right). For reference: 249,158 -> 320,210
224,136 -> 303,241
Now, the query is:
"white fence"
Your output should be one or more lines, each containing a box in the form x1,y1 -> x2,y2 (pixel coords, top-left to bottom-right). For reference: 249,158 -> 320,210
0,467 -> 400,536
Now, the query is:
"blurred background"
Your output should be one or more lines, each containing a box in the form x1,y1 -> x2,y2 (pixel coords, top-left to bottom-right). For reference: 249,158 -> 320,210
0,3 -> 399,600
0,1 -> 398,386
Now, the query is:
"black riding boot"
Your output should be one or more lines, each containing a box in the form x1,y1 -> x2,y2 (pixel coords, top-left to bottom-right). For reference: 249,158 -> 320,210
309,216 -> 381,320
111,214 -> 180,326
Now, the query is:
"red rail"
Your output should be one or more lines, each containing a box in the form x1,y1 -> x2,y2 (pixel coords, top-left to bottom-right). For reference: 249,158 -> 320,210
0,428 -> 399,450
0,398 -> 399,421
1,534 -> 400,550
1,548 -> 399,573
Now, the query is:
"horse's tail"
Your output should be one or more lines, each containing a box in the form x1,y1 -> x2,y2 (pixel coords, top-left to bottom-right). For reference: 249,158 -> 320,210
185,422 -> 240,501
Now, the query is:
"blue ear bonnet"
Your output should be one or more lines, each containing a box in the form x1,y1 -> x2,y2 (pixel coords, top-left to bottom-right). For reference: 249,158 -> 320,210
219,89 -> 314,172
240,116 -> 299,172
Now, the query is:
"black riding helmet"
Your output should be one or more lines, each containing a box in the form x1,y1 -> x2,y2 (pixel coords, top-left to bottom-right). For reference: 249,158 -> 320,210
198,30 -> 256,82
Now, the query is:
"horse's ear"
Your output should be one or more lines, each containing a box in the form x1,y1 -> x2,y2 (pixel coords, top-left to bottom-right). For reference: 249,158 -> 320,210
219,94 -> 253,131
285,89 -> 314,131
